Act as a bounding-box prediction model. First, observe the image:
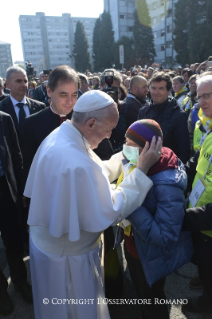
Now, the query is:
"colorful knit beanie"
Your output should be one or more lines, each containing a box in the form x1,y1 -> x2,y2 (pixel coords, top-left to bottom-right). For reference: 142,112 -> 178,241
126,119 -> 163,147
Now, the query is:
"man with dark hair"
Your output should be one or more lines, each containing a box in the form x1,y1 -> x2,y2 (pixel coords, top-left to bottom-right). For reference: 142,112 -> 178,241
0,111 -> 32,315
138,72 -> 190,163
78,73 -> 90,98
22,65 -> 80,182
182,68 -> 193,89
0,66 -> 45,148
173,76 -> 188,106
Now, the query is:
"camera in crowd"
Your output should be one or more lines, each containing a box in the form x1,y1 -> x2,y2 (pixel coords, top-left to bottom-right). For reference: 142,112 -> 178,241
43,69 -> 52,75
25,61 -> 35,78
102,70 -> 118,103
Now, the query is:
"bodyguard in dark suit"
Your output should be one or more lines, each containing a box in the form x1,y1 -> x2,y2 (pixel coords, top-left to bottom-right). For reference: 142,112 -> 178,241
0,111 -> 32,315
0,66 -> 45,148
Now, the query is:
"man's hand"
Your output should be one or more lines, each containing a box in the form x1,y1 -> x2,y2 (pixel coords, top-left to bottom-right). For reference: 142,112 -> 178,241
196,61 -> 207,73
137,136 -> 162,174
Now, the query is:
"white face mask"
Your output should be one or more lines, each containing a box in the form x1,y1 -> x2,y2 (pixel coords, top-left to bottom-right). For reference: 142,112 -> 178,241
123,144 -> 139,164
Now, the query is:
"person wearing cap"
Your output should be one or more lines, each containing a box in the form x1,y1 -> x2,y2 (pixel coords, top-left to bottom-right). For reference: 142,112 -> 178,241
24,90 -> 162,319
116,119 -> 193,319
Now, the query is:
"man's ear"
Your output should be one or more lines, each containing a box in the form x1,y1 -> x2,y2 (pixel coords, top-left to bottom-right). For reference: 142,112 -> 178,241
46,86 -> 52,97
86,118 -> 96,132
6,80 -> 10,89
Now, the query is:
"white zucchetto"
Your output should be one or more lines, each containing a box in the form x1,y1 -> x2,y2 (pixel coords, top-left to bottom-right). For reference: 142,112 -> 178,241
74,90 -> 114,112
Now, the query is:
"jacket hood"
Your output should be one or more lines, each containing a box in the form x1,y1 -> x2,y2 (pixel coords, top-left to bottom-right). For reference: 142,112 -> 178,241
150,159 -> 187,191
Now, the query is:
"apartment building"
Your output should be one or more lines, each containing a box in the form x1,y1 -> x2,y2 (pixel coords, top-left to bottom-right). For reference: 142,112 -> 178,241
0,41 -> 13,78
104,0 -> 177,67
19,12 -> 96,73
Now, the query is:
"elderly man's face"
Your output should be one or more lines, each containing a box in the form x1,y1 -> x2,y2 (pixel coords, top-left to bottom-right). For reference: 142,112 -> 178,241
47,81 -> 78,115
88,104 -> 119,149
197,82 -> 212,118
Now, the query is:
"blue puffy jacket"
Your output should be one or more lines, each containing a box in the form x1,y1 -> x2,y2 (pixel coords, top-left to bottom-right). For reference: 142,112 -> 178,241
127,160 -> 193,286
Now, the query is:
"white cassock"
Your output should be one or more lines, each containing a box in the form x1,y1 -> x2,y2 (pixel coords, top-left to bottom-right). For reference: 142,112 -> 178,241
24,120 -> 153,319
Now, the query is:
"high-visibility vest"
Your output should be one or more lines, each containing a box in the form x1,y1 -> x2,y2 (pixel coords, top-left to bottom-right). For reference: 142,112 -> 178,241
189,131 -> 212,237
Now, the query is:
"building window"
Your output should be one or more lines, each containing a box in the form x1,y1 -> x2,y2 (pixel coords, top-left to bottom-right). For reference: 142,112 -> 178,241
161,44 -> 165,51
120,15 -> 125,19
128,26 -> 133,32
167,25 -> 172,33
153,31 -> 157,38
152,17 -> 157,25
167,9 -> 172,17
153,1 -> 157,9
161,29 -> 165,36
166,41 -> 172,48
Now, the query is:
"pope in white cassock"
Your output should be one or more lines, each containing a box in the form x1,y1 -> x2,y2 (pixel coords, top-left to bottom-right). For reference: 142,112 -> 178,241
24,90 -> 162,319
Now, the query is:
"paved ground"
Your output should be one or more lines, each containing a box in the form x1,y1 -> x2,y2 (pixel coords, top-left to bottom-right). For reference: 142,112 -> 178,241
0,235 -> 212,319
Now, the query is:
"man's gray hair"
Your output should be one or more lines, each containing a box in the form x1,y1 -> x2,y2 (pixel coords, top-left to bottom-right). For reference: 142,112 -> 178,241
196,74 -> 212,87
72,105 -> 112,125
100,69 -> 122,87
39,71 -> 44,77
6,66 -> 26,81
0,77 -> 3,87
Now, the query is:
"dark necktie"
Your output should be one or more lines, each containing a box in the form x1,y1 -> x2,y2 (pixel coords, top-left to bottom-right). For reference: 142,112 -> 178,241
16,103 -> 26,133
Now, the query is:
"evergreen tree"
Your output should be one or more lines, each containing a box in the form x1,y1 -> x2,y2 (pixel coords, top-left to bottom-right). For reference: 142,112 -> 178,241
98,11 -> 115,71
92,18 -> 101,71
132,0 -> 156,66
114,36 -> 134,70
173,0 -> 189,66
73,21 -> 92,72
173,0 -> 212,65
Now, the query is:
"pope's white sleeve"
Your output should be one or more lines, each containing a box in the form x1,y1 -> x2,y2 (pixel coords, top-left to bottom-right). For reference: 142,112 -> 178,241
103,151 -> 124,183
111,168 -> 153,224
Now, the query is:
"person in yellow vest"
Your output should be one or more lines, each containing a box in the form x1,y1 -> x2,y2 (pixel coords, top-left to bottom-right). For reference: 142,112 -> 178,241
192,107 -> 212,152
182,74 -> 212,315
172,76 -> 188,106
116,119 -> 193,319
181,74 -> 197,118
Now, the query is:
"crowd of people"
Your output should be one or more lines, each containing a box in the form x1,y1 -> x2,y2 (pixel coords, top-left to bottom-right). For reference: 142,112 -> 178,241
0,58 -> 212,319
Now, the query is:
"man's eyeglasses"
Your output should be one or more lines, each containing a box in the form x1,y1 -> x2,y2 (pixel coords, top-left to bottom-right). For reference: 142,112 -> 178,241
197,92 -> 212,101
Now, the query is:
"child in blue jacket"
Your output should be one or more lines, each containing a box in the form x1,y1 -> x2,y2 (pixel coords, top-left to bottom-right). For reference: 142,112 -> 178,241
117,119 -> 193,319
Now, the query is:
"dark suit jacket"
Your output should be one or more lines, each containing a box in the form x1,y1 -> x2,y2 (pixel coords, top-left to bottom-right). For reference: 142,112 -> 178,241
121,95 -> 147,130
0,96 -> 45,147
0,93 -> 8,101
33,85 -> 49,106
22,107 -> 72,181
0,111 -> 24,212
